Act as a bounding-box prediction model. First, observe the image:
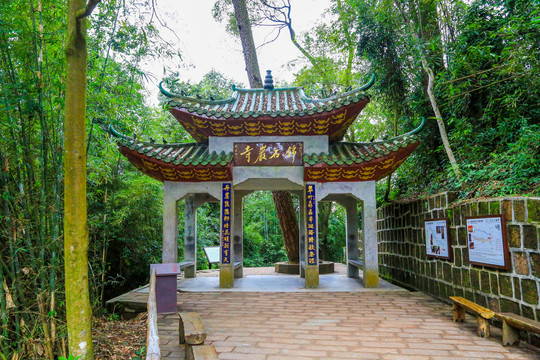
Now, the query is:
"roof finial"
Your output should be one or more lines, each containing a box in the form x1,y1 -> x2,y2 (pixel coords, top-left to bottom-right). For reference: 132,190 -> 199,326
263,70 -> 274,90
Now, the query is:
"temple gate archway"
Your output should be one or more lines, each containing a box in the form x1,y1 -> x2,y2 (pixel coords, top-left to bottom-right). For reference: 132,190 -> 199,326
110,72 -> 424,289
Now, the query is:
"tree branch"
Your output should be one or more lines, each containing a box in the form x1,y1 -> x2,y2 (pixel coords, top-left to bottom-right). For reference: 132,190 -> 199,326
76,0 -> 101,20
447,74 -> 524,100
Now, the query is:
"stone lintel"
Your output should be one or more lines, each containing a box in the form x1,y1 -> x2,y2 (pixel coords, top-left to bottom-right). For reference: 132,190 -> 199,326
233,166 -> 304,190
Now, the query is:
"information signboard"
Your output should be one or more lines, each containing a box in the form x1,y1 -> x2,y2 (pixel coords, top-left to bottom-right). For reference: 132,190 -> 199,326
424,218 -> 452,260
465,215 -> 509,269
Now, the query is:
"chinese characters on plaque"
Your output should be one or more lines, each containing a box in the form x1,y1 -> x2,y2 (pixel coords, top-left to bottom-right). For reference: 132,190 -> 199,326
424,218 -> 452,260
466,215 -> 509,269
221,183 -> 232,264
234,142 -> 303,166
305,184 -> 317,265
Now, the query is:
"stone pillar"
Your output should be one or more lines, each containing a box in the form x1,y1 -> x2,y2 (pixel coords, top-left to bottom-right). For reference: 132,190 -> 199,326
219,183 -> 234,288
233,191 -> 245,278
162,193 -> 178,264
183,195 -> 197,278
298,191 -> 306,278
343,198 -> 360,278
362,181 -> 379,288
304,183 -> 319,288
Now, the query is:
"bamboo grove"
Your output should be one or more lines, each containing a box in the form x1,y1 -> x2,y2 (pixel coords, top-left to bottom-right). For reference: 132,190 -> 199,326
0,0 -> 538,358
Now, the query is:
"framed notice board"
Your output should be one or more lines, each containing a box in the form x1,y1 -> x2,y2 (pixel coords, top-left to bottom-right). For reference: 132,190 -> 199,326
465,215 -> 509,270
424,218 -> 452,260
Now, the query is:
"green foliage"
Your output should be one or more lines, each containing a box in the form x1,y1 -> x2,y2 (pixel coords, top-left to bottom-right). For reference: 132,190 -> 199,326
58,355 -> 82,360
162,70 -> 239,101
242,192 -> 288,266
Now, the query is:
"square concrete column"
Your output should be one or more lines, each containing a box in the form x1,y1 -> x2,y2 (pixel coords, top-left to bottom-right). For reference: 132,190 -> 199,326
233,191 -> 247,279
220,183 -> 234,288
298,191 -> 306,278
162,196 -> 178,264
304,183 -> 319,288
362,182 -> 379,288
343,198 -> 360,278
183,195 -> 197,278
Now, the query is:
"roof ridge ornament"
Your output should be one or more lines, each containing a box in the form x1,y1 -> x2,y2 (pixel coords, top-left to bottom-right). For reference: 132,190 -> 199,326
263,70 -> 274,90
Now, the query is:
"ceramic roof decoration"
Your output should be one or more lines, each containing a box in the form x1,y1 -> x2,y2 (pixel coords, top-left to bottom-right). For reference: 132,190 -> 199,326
159,74 -> 375,142
109,125 -> 233,182
109,118 -> 424,183
303,118 -> 424,182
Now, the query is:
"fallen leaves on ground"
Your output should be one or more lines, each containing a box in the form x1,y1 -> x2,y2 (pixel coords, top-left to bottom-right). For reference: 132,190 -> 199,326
93,312 -> 147,359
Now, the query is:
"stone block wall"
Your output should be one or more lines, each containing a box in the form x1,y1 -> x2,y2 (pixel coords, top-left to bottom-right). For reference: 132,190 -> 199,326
377,193 -> 540,343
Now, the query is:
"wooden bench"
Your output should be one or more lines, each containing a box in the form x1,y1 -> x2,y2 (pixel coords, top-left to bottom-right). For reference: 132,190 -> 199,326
495,312 -> 540,346
348,259 -> 363,268
179,312 -> 211,360
179,261 -> 195,270
179,312 -> 207,345
450,296 -> 495,337
190,345 -> 218,360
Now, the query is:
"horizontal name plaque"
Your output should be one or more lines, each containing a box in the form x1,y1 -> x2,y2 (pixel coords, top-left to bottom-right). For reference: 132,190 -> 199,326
234,142 -> 303,166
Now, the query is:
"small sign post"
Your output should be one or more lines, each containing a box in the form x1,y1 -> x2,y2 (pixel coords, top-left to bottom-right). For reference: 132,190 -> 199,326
149,263 -> 181,313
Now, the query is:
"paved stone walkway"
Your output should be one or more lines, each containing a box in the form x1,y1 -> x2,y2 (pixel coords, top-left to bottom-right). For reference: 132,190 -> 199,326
158,291 -> 540,360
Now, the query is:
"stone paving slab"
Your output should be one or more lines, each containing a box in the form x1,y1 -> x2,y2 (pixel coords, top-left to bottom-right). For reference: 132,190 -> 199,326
158,291 -> 540,360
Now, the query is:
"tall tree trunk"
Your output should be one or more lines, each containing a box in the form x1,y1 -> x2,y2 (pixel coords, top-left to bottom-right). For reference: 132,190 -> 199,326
394,0 -> 460,177
64,0 -> 99,358
232,0 -> 262,88
232,0 -> 299,262
272,191 -> 299,262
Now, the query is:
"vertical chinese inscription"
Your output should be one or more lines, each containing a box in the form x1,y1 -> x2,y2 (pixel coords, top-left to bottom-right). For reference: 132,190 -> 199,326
221,183 -> 232,264
305,184 -> 317,265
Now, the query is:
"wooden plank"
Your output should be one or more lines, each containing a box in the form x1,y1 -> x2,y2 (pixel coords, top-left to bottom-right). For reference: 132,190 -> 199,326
450,296 -> 495,319
146,268 -> 160,360
190,345 -> 219,360
179,312 -> 207,345
496,313 -> 540,334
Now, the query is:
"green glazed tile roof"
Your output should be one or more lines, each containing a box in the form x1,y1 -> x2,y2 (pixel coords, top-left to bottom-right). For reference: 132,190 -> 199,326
159,74 -> 375,119
304,118 -> 425,166
109,125 -> 233,166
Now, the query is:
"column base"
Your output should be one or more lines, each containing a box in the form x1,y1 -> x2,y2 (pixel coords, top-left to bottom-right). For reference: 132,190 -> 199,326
219,265 -> 234,288
363,268 -> 379,288
305,266 -> 319,288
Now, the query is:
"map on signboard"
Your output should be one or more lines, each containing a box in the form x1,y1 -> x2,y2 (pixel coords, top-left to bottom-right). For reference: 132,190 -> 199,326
466,215 -> 508,268
425,218 -> 451,259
